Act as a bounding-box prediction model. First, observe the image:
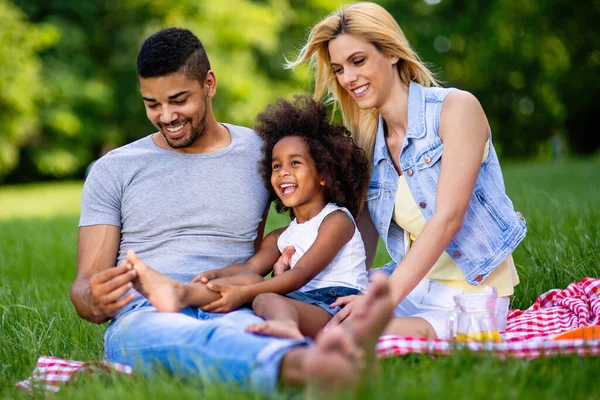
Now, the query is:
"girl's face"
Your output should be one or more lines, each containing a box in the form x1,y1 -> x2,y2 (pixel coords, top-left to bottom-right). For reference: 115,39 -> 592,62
328,33 -> 399,110
271,136 -> 325,213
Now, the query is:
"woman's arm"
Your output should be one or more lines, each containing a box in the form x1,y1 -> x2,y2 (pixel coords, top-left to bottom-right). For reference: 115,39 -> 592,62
387,90 -> 489,304
201,211 -> 355,312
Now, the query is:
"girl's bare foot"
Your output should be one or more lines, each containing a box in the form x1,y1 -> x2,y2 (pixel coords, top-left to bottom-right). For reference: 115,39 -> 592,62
303,273 -> 394,397
127,250 -> 186,312
246,320 -> 304,339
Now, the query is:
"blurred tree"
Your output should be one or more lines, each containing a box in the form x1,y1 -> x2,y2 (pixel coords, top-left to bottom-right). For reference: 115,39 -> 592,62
2,0 -> 598,182
0,0 -> 57,181
381,0 -> 599,158
5,0 -> 343,182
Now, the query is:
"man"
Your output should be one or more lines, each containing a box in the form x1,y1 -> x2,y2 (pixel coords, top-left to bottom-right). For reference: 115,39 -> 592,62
70,27 -> 393,394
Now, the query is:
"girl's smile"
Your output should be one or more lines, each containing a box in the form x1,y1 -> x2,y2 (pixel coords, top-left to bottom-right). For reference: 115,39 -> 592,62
278,181 -> 298,196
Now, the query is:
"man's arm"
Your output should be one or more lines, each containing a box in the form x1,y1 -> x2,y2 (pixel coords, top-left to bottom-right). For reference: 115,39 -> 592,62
70,224 -> 137,324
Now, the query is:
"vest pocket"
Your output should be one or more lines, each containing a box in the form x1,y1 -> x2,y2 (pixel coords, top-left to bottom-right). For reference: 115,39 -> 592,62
366,182 -> 382,201
475,190 -> 508,231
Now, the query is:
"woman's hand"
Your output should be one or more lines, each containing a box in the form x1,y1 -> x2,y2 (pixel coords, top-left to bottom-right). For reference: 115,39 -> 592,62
325,294 -> 364,329
272,246 -> 295,276
201,282 -> 250,313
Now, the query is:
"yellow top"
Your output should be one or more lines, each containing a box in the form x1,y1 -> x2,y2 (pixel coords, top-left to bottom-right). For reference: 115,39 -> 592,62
392,139 -> 519,296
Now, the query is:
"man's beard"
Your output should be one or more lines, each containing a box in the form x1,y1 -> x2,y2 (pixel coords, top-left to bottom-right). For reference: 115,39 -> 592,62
163,97 -> 208,149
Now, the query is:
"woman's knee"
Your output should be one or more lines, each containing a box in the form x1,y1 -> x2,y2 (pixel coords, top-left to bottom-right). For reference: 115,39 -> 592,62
382,316 -> 438,339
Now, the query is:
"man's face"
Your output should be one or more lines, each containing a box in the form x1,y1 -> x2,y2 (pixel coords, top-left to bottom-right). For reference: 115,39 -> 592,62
139,72 -> 209,150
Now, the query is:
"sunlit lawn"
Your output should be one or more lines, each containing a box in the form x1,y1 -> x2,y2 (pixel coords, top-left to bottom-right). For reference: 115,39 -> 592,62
1,159 -> 599,399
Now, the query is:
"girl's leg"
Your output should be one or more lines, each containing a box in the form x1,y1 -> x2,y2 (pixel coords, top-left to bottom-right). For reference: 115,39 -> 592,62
247,293 -> 332,339
128,250 -> 262,312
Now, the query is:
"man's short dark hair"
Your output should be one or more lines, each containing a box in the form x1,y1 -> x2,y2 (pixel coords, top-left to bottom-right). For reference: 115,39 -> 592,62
137,28 -> 211,82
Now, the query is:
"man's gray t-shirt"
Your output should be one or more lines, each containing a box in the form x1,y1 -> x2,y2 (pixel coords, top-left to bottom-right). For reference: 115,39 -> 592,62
80,124 -> 269,300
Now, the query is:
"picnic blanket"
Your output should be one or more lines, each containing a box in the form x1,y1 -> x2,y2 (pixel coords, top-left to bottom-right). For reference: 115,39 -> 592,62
16,278 -> 600,394
16,356 -> 133,394
377,277 -> 600,356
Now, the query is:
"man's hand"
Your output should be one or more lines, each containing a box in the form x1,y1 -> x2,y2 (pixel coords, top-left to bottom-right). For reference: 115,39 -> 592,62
87,260 -> 137,320
201,283 -> 250,313
272,246 -> 295,276
190,268 -> 224,284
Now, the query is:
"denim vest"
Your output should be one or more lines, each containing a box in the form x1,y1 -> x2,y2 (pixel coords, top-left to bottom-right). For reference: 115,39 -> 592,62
367,81 -> 526,286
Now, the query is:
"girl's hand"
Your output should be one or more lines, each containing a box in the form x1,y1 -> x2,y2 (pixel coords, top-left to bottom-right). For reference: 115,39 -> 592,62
325,294 -> 364,329
201,282 -> 250,313
191,269 -> 223,284
272,246 -> 295,276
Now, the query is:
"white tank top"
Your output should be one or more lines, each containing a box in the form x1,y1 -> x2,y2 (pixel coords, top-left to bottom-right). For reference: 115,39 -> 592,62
277,203 -> 368,292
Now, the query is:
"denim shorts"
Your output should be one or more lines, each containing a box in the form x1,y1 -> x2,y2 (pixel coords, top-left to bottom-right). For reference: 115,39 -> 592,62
285,286 -> 362,316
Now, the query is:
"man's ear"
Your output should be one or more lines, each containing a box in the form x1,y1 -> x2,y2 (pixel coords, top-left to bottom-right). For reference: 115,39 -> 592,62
204,70 -> 217,98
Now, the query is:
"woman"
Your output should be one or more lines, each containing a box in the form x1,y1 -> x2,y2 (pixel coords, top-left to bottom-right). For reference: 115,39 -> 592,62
288,2 -> 526,339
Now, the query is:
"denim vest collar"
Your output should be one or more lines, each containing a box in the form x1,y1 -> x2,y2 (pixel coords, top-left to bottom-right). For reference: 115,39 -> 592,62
373,81 -> 427,166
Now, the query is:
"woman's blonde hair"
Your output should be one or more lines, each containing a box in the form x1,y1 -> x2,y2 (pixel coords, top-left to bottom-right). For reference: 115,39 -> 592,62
287,2 -> 439,163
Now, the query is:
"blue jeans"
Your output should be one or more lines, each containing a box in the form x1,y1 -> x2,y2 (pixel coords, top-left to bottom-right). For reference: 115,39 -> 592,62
103,300 -> 309,394
286,286 -> 362,316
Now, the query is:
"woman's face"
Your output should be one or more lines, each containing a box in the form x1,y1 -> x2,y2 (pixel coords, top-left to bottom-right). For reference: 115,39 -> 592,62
328,33 -> 399,110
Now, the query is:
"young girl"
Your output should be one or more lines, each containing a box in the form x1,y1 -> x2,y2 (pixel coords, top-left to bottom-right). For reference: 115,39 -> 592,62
288,2 -> 527,339
128,95 -> 371,339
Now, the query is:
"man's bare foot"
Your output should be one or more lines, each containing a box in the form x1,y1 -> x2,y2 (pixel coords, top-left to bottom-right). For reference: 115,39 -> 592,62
127,250 -> 186,312
303,273 -> 394,397
245,320 -> 304,339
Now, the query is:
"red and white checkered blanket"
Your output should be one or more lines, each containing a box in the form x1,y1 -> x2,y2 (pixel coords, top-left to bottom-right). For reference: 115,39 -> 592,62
15,356 -> 133,394
377,277 -> 600,356
16,278 -> 600,394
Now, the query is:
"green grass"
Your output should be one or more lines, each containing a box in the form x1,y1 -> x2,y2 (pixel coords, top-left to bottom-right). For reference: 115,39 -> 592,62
1,159 -> 599,399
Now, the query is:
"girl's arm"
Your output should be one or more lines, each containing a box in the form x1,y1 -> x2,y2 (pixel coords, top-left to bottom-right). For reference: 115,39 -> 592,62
191,227 -> 285,283
387,90 -> 489,305
201,210 -> 355,312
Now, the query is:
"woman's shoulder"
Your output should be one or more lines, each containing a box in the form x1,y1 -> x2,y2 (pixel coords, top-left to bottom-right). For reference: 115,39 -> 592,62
444,89 -> 481,106
439,89 -> 488,140
440,89 -> 485,117
420,83 -> 477,106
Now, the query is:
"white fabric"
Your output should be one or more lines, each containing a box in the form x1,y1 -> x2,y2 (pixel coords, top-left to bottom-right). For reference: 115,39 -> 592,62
395,278 -> 510,338
277,203 -> 368,292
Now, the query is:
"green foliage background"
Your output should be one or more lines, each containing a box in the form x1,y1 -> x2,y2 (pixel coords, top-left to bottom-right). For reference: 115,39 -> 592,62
1,0 -> 598,182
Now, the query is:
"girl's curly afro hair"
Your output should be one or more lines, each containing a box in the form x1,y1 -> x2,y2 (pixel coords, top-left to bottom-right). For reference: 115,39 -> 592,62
255,95 -> 370,219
